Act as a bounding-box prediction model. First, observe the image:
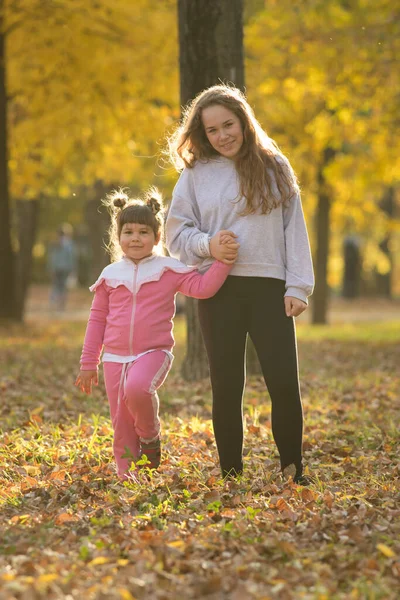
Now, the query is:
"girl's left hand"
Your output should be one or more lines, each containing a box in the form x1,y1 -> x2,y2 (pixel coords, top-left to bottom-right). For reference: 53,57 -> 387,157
220,233 -> 237,245
75,370 -> 98,395
284,296 -> 307,317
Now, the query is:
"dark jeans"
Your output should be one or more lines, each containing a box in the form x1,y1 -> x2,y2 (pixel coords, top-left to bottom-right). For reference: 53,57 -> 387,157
198,276 -> 304,477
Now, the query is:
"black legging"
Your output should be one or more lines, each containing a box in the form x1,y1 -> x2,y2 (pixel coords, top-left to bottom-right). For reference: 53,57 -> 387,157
198,276 -> 304,477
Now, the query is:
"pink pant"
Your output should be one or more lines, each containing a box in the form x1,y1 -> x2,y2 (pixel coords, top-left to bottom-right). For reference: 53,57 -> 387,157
103,351 -> 172,478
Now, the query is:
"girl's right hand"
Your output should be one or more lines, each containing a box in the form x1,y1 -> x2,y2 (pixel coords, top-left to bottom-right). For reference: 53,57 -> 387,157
75,370 -> 98,395
210,230 -> 239,264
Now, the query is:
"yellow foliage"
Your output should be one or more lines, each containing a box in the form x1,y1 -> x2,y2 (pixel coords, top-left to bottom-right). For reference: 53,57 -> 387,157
4,0 -> 399,291
246,0 -> 399,290
6,0 -> 179,198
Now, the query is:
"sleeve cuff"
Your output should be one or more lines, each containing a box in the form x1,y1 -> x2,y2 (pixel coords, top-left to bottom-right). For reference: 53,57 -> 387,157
285,287 -> 308,304
214,260 -> 233,274
197,233 -> 211,257
80,363 -> 99,371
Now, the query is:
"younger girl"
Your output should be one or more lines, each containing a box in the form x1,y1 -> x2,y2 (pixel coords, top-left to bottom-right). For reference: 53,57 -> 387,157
76,189 -> 237,480
166,84 -> 315,484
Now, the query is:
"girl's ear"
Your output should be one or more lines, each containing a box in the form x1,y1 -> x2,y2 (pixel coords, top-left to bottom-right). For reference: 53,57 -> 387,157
155,232 -> 161,245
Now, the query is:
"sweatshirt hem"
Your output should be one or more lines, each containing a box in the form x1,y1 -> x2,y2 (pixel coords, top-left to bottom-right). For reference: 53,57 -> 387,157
229,264 -> 286,279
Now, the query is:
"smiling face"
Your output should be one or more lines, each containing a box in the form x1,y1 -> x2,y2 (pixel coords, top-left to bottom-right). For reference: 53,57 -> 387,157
119,222 -> 160,263
201,104 -> 244,159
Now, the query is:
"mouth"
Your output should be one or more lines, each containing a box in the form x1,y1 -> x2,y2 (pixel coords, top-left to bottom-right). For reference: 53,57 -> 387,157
221,141 -> 235,150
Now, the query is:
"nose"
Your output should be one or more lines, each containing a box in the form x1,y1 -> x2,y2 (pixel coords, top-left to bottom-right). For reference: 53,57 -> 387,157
220,129 -> 232,144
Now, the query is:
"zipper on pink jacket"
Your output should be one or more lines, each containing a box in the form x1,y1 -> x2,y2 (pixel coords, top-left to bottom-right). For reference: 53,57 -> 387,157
129,263 -> 139,355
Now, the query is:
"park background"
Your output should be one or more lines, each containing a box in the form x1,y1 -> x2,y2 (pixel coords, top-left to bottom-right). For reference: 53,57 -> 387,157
0,1 -> 399,599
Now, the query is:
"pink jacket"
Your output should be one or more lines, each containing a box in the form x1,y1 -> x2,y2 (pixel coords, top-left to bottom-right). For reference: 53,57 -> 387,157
80,255 -> 231,370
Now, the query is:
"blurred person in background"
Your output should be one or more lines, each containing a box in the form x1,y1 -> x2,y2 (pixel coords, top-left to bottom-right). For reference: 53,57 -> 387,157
48,223 -> 76,311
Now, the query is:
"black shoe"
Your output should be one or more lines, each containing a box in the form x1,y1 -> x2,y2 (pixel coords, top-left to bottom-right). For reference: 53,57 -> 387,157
293,473 -> 314,486
282,463 -> 314,486
140,438 -> 161,469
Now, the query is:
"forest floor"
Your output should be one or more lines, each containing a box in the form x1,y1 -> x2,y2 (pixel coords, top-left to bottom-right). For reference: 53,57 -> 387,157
0,288 -> 399,599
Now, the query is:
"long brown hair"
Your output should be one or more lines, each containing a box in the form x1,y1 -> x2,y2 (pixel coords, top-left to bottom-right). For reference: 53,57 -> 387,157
103,188 -> 164,261
167,84 -> 298,215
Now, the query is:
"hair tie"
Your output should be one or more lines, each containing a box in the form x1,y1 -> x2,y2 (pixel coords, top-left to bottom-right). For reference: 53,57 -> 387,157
113,195 -> 127,210
147,197 -> 161,215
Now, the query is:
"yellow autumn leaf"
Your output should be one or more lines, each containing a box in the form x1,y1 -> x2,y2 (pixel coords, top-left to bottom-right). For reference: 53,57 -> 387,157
377,544 -> 396,558
88,556 -> 111,566
24,466 -> 41,476
118,589 -> 137,600
117,559 -> 129,566
11,514 -> 30,524
38,574 -> 59,583
166,540 -> 185,549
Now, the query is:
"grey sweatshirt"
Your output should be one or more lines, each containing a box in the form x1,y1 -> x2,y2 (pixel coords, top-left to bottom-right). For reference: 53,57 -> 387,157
165,155 -> 314,303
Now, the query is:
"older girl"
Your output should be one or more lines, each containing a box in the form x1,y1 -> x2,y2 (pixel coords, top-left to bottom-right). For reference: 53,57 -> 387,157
166,84 -> 314,484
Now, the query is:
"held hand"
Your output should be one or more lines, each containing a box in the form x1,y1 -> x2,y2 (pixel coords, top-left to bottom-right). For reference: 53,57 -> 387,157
75,370 -> 98,395
220,233 -> 237,245
284,296 -> 307,318
210,230 -> 239,265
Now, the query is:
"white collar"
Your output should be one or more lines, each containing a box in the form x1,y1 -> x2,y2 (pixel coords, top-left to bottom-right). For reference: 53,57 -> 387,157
90,255 -> 195,293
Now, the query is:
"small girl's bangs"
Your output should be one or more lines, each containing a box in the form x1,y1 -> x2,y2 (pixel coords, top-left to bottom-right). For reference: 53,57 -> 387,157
119,205 -> 158,234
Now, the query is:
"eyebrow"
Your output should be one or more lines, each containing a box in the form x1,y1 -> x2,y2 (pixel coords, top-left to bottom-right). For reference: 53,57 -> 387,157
205,119 -> 233,131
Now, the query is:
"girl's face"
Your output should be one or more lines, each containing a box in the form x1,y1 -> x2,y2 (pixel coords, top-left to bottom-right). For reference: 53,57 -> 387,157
201,104 -> 244,159
119,222 -> 160,263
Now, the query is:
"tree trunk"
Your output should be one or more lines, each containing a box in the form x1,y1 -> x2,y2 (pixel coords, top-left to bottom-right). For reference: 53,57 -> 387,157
15,199 -> 40,320
178,0 -> 245,380
342,235 -> 361,299
0,5 -> 18,321
85,180 -> 111,281
180,297 -> 209,381
375,186 -> 395,298
178,0 -> 244,105
312,147 -> 335,324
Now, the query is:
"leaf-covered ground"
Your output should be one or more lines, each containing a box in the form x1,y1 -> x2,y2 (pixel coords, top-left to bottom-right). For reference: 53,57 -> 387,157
0,317 -> 399,600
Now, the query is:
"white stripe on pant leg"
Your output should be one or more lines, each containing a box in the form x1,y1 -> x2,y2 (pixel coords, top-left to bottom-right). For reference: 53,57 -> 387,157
152,391 -> 161,439
117,363 -> 128,406
149,354 -> 171,394
139,354 -> 170,443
